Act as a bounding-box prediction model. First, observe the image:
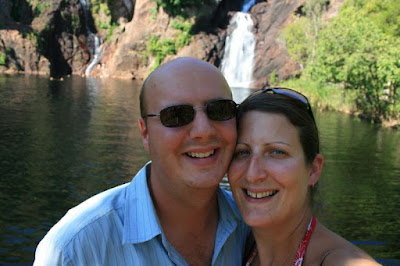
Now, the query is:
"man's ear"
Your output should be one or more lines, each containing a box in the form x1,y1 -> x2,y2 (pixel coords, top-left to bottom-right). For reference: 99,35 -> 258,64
138,117 -> 150,151
308,154 -> 324,186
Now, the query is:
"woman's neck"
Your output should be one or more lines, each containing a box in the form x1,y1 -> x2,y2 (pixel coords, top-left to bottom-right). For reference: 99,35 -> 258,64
252,210 -> 313,265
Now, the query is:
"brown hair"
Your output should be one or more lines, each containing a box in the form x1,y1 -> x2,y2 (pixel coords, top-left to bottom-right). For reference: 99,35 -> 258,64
237,92 -> 320,164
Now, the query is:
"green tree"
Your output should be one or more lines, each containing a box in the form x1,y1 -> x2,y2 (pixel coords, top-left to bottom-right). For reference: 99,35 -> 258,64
308,6 -> 400,119
280,0 -> 328,69
280,17 -> 310,70
363,0 -> 400,37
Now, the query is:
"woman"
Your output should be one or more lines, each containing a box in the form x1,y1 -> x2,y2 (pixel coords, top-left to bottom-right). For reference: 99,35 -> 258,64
228,87 -> 379,265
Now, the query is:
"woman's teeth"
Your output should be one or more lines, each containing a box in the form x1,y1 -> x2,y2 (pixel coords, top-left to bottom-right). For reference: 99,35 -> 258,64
187,150 -> 215,158
246,190 -> 277,199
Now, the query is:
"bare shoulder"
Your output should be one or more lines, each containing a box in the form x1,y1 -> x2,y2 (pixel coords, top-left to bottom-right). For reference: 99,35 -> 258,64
321,249 -> 381,266
305,222 -> 381,266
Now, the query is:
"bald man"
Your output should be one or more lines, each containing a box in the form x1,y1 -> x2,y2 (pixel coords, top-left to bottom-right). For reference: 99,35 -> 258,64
34,57 -> 250,266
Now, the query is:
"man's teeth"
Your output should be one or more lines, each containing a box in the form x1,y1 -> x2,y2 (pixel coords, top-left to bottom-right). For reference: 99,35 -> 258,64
246,190 -> 277,199
187,150 -> 215,158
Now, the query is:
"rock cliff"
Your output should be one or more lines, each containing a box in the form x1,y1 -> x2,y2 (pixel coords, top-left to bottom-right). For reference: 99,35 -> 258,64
250,0 -> 305,87
0,0 -> 340,85
92,0 -> 242,79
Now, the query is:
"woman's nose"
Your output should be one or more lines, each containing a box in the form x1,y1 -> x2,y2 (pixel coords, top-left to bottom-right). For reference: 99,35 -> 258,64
245,155 -> 267,183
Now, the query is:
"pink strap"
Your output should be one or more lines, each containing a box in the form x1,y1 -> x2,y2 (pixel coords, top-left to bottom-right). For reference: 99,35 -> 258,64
293,216 -> 316,265
245,216 -> 317,266
245,247 -> 257,266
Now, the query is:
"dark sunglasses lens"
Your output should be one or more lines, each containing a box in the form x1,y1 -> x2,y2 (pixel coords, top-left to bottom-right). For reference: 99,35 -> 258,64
207,100 -> 237,121
159,105 -> 194,127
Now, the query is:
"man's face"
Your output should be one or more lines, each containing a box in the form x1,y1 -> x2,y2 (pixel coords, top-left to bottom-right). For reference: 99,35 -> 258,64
139,59 -> 237,193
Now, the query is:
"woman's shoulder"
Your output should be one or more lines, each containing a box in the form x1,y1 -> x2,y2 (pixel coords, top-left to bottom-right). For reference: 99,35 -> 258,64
306,222 -> 381,266
319,249 -> 381,266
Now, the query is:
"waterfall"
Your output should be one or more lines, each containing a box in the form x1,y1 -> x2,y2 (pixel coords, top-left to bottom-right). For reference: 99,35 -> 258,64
79,0 -> 103,76
221,1 -> 256,88
241,0 -> 256,12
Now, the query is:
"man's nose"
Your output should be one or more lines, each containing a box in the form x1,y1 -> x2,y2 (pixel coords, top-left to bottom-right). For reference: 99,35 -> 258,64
189,107 -> 216,139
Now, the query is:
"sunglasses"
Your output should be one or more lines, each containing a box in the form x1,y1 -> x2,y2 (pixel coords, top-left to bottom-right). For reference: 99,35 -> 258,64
258,87 -> 316,125
143,99 -> 237,128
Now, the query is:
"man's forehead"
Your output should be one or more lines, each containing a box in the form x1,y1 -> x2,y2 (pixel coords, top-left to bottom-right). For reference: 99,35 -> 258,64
150,58 -> 214,82
145,59 -> 231,96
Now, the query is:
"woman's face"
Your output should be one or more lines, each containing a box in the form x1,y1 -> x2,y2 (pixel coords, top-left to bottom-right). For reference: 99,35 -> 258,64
228,111 -> 320,228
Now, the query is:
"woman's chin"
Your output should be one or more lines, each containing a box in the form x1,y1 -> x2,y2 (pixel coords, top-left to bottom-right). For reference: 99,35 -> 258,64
243,214 -> 274,228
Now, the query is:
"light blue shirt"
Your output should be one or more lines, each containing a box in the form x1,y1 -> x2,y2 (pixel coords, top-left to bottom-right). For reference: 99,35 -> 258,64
33,162 -> 250,265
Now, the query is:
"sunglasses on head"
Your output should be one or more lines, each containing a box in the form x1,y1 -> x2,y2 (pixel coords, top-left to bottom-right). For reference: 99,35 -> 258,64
143,99 -> 238,128
257,87 -> 316,125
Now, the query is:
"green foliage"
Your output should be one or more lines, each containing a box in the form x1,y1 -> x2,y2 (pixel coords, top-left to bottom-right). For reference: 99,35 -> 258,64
280,78 -> 356,112
146,35 -> 176,70
150,0 -> 210,17
364,0 -> 400,37
99,3 -> 111,16
280,17 -> 310,69
93,5 -> 100,13
280,0 -> 328,68
144,17 -> 193,69
105,23 -> 118,42
0,53 -> 7,66
269,69 -> 277,86
280,0 -> 400,122
91,0 -> 118,42
70,14 -> 80,33
28,0 -> 53,16
307,4 -> 400,120
171,18 -> 193,48
150,6 -> 158,19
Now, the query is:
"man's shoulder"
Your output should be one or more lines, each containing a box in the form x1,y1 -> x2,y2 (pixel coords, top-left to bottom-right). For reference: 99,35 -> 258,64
43,182 -> 130,249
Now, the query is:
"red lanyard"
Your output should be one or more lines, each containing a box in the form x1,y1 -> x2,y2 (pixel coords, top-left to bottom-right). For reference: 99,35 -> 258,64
246,216 -> 317,266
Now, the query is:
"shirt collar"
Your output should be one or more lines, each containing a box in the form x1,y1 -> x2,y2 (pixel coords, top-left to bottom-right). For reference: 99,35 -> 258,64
122,162 -> 162,244
122,162 -> 243,245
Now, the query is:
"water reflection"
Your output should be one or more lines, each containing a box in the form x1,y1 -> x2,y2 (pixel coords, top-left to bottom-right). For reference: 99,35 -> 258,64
315,111 -> 400,263
0,75 -> 399,264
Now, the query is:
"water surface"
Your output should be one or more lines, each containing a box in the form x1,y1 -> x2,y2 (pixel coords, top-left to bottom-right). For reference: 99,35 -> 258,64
0,75 -> 399,265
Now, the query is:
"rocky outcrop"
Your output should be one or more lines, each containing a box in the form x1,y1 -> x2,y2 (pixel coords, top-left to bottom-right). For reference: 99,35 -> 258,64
249,0 -> 305,87
0,30 -> 50,75
93,0 -> 242,79
0,0 -> 340,83
0,0 -> 135,77
0,0 -> 50,74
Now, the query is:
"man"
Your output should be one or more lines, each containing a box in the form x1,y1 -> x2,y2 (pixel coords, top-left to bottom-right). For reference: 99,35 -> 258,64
34,57 -> 249,265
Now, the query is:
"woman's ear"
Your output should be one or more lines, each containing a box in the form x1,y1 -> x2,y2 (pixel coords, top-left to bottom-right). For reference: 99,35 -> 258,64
308,154 -> 324,186
138,117 -> 150,151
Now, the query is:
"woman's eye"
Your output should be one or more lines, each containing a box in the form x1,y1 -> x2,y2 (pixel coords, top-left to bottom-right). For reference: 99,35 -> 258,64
233,149 -> 250,159
269,149 -> 287,157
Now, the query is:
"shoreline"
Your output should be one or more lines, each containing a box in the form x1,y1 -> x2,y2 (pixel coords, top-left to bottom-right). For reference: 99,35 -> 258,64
1,71 -> 399,130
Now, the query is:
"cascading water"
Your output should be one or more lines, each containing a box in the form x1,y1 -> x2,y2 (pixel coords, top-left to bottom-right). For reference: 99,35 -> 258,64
242,0 -> 256,12
79,0 -> 103,76
221,0 -> 256,88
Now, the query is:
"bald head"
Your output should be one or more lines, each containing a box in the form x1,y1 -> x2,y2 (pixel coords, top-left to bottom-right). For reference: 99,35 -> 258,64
139,57 -> 231,118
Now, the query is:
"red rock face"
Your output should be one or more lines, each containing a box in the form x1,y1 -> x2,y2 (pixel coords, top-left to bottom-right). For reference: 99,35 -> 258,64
0,0 -> 135,77
0,29 -> 50,75
249,0 -> 304,88
97,0 -> 238,80
0,0 -> 340,82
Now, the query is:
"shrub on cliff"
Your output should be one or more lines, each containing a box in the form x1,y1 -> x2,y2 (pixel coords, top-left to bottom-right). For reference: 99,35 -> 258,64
151,0 -> 213,17
0,53 -> 6,66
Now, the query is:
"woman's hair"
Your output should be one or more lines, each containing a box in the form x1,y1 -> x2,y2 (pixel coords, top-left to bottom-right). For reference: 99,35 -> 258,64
237,92 -> 320,165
